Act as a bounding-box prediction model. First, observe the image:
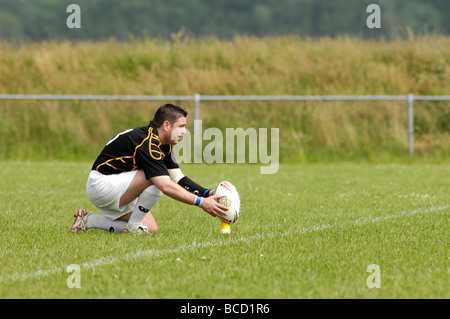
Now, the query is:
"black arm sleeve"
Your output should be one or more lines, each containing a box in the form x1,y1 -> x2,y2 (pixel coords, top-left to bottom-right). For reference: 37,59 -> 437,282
178,176 -> 210,197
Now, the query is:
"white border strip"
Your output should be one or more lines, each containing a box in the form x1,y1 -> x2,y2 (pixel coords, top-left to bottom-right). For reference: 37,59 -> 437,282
1,205 -> 448,284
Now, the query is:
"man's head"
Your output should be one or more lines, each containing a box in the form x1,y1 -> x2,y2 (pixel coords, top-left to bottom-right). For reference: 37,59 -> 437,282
152,104 -> 188,145
152,104 -> 188,128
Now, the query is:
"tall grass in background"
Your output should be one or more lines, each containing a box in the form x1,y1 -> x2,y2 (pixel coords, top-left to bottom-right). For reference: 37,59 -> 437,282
0,35 -> 448,161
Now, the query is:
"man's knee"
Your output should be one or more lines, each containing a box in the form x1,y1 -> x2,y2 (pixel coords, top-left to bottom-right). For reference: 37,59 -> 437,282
143,184 -> 163,198
142,212 -> 158,233
147,223 -> 159,233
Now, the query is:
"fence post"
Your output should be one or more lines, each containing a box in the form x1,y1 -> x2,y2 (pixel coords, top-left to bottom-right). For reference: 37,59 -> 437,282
193,93 -> 202,162
407,94 -> 414,156
194,93 -> 200,122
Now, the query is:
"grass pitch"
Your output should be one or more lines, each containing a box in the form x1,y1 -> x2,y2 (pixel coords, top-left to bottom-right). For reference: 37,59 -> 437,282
0,161 -> 448,299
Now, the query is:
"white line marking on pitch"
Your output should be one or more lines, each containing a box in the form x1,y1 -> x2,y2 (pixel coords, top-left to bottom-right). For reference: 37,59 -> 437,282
1,205 -> 448,284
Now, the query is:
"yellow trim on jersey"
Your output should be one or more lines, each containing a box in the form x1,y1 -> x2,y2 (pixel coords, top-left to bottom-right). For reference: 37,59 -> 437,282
132,127 -> 153,165
149,129 -> 163,160
96,156 -> 135,172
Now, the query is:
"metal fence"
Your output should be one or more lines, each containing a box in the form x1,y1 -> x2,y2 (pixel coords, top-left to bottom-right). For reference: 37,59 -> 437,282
1,94 -> 449,156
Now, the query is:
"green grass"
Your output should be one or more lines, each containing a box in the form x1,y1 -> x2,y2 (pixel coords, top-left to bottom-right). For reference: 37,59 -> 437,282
0,161 -> 449,299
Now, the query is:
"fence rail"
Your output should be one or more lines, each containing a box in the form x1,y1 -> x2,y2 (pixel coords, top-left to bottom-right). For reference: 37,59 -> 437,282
1,94 -> 449,156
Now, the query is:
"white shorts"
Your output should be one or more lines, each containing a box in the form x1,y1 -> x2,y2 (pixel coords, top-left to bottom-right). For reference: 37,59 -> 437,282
86,170 -> 138,220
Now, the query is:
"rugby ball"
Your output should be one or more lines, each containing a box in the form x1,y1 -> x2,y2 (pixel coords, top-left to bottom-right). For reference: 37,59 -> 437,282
215,181 -> 241,224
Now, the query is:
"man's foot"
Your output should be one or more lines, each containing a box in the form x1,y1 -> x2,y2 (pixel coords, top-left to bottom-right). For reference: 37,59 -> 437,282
69,209 -> 91,232
123,224 -> 149,234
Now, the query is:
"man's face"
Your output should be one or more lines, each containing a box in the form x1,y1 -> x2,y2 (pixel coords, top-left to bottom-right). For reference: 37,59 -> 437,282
168,116 -> 187,144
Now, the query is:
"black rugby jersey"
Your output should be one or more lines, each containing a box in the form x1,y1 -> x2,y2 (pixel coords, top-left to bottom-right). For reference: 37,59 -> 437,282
92,121 -> 179,179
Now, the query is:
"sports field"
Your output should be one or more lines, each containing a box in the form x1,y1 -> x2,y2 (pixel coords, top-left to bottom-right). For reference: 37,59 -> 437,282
0,161 -> 448,299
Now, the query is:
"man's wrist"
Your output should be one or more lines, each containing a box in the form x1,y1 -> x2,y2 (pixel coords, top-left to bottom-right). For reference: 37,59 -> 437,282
194,195 -> 202,206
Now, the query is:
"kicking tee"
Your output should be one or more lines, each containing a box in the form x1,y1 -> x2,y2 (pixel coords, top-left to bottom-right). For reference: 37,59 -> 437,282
92,121 -> 179,179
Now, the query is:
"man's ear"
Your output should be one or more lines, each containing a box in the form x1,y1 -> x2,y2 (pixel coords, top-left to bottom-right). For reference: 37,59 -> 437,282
162,120 -> 171,131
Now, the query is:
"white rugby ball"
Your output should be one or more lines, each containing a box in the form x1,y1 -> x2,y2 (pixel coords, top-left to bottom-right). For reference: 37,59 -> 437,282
215,181 -> 241,224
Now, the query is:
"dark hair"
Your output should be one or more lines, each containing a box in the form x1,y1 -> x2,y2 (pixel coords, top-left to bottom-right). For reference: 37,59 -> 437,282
152,104 -> 188,128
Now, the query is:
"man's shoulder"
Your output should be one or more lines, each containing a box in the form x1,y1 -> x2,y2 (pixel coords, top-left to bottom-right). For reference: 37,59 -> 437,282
143,126 -> 163,160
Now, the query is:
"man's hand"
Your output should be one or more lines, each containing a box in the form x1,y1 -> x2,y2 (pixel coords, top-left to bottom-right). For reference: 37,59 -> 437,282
199,194 -> 228,222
